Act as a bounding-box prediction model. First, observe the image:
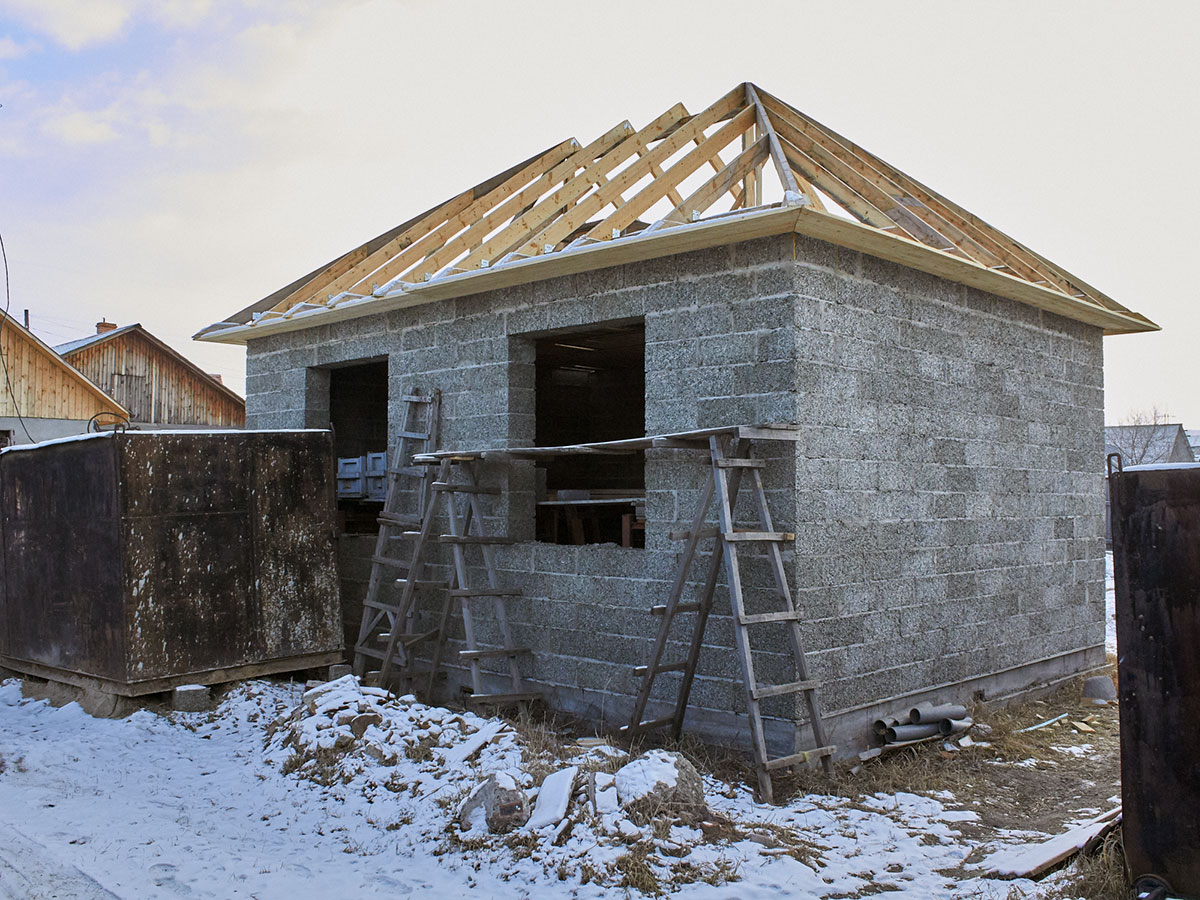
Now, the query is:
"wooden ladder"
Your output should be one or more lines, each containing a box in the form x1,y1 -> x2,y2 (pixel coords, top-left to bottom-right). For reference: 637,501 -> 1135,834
352,390 -> 444,685
433,458 -> 537,707
625,433 -> 834,803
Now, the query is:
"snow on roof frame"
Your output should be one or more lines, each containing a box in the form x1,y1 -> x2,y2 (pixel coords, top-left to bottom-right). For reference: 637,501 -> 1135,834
197,82 -> 1157,345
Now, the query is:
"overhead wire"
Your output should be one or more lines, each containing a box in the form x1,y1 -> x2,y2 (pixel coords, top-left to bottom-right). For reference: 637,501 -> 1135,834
0,231 -> 33,443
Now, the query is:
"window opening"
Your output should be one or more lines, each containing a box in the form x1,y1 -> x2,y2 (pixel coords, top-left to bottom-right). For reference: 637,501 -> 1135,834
534,322 -> 645,547
329,360 -> 388,534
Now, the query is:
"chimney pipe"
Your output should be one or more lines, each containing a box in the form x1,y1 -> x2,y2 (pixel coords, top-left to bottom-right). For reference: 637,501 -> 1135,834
96,319 -> 117,335
208,373 -> 224,385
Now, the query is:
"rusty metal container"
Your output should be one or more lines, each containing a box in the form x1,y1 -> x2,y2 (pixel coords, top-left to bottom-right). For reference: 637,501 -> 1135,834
0,430 -> 343,695
1108,459 -> 1200,897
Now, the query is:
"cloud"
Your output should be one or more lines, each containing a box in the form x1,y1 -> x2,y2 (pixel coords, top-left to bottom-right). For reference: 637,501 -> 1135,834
0,35 -> 39,59
41,108 -> 119,143
0,0 -> 136,49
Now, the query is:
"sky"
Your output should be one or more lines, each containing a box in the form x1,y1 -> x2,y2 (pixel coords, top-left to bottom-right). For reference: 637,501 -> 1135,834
0,0 -> 1196,425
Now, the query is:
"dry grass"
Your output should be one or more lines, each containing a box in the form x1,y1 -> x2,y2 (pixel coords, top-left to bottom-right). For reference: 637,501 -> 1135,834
1044,829 -> 1128,900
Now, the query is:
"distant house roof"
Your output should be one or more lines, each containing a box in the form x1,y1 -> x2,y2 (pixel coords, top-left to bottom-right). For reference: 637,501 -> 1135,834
1188,429 -> 1200,462
55,323 -> 245,411
196,82 -> 1157,346
55,323 -> 245,427
1105,423 -> 1194,467
0,316 -> 129,421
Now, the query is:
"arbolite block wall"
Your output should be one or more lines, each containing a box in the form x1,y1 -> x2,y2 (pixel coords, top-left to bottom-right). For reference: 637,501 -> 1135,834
244,233 -> 1107,753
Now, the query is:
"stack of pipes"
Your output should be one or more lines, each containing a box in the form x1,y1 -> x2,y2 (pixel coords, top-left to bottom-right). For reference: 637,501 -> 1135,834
873,703 -> 972,749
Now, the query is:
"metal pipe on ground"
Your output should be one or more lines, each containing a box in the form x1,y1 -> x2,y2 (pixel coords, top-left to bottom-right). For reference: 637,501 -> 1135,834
887,723 -> 941,742
910,703 -> 968,724
939,717 -> 973,736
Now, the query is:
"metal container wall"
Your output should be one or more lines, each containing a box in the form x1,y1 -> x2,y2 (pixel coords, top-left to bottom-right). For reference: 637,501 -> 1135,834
0,430 -> 342,693
1109,462 -> 1200,896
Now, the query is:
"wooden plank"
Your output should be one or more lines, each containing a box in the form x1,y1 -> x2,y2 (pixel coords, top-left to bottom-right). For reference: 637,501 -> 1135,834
763,746 -> 837,771
340,140 -> 582,293
454,104 -> 691,271
391,121 -> 635,280
515,88 -> 746,257
752,679 -> 819,699
646,136 -> 770,232
583,104 -> 758,242
982,809 -> 1121,878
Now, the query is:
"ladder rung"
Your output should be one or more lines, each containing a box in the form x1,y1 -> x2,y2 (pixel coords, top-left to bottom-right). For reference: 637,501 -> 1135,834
396,430 -> 430,440
752,679 -> 820,700
465,691 -> 539,705
633,661 -> 687,677
449,587 -> 522,597
353,646 -> 404,663
439,535 -> 516,545
458,647 -> 531,661
651,602 -> 700,616
669,527 -> 719,541
394,579 -> 448,589
432,482 -> 500,495
715,458 -> 766,469
620,716 -> 674,733
740,611 -> 801,625
723,531 -> 795,542
370,555 -> 410,569
763,746 -> 837,771
389,466 -> 426,477
397,628 -> 440,647
377,512 -> 420,527
400,394 -> 433,403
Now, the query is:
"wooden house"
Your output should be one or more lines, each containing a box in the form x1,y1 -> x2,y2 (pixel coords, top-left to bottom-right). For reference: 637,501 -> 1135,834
0,315 -> 128,446
57,322 -> 245,428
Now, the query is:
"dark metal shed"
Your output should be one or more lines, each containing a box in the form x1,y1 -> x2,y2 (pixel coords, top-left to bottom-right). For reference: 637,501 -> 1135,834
0,430 -> 342,695
1109,460 -> 1200,897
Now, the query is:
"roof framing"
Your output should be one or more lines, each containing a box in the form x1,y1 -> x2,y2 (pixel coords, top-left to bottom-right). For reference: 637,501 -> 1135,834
198,83 -> 1156,343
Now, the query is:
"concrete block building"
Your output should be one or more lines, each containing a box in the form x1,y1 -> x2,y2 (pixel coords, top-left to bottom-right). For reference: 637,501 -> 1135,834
198,84 -> 1156,755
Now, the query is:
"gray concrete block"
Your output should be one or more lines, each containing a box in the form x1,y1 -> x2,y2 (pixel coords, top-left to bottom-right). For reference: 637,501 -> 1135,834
172,684 -> 211,712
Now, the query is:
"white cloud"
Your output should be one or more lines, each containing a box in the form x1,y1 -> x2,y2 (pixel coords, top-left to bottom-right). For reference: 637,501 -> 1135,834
41,108 -> 119,143
0,0 -> 135,49
0,35 -> 38,59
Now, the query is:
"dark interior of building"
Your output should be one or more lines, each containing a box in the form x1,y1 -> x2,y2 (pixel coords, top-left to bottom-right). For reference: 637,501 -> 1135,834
534,321 -> 645,547
329,360 -> 388,533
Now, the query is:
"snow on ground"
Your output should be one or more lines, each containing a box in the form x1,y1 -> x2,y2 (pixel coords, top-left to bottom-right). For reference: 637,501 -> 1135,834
0,676 -> 1073,899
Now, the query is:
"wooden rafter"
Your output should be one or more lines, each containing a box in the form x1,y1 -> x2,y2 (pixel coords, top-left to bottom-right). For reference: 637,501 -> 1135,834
200,82 -> 1156,342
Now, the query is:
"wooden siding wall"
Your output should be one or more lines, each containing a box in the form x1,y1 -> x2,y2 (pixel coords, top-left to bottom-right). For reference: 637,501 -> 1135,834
0,323 -> 123,420
65,334 -> 245,427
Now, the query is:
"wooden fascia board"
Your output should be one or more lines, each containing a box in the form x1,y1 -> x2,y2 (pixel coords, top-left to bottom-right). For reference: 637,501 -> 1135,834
7,318 -> 130,416
197,204 -> 1156,344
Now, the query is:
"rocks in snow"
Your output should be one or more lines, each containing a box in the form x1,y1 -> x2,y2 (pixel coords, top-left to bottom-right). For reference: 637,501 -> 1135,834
458,773 -> 530,833
614,750 -> 707,825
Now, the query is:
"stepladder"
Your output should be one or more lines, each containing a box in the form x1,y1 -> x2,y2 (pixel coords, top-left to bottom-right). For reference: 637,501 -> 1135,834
363,450 -> 537,709
625,432 -> 834,803
352,390 -> 444,686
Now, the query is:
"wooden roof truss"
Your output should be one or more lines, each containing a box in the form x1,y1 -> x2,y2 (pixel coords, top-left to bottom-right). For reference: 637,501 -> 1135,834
205,82 -> 1154,338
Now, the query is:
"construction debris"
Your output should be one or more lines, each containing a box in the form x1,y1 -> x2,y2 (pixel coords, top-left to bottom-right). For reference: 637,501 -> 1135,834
873,703 -> 978,749
982,807 -> 1122,878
